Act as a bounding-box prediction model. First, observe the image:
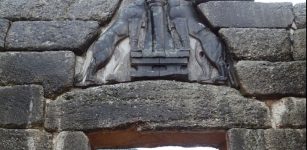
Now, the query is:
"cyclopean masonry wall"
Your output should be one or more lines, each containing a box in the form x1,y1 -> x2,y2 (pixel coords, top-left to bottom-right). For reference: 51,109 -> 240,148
0,0 -> 306,150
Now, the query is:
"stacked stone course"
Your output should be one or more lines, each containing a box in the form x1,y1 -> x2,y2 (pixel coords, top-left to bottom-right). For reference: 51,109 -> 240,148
0,0 -> 306,150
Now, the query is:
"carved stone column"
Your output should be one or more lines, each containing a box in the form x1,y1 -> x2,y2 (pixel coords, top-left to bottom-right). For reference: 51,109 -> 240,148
146,0 -> 167,55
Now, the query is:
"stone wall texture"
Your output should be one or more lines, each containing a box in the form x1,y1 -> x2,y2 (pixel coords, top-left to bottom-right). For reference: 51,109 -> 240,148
0,1 -> 306,150
5,21 -> 99,53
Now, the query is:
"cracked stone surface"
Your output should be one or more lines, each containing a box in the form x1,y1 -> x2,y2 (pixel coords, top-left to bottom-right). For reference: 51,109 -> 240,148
235,61 -> 306,97
0,51 -> 75,98
0,18 -> 10,50
0,0 -> 120,23
45,81 -> 271,131
5,21 -> 99,53
294,3 -> 306,29
0,85 -> 44,128
0,129 -> 52,150
198,2 -> 294,28
219,28 -> 292,61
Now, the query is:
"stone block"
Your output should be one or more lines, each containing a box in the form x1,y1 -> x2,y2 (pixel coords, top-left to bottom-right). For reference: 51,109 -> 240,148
235,61 -> 306,97
65,0 -> 121,23
5,21 -> 99,53
195,0 -> 254,4
0,18 -> 10,50
45,81 -> 271,131
0,129 -> 52,150
271,97 -> 306,128
198,2 -> 294,28
0,51 -> 75,98
293,29 -> 306,60
228,129 -> 266,150
0,85 -> 44,128
228,129 -> 306,150
54,132 -> 90,150
0,0 -> 120,23
219,28 -> 292,61
294,3 -> 306,29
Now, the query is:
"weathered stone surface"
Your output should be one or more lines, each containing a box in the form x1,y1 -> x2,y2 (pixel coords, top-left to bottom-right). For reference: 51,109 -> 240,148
54,132 -> 90,150
5,21 -> 99,53
228,129 -> 306,150
0,85 -> 44,128
198,2 -> 294,28
228,129 -> 266,150
293,29 -> 306,60
0,52 -> 75,98
265,129 -> 306,150
0,18 -> 10,50
45,81 -> 271,131
0,0 -> 120,22
0,129 -> 52,150
195,0 -> 253,4
235,61 -> 306,97
219,28 -> 292,61
65,0 -> 120,23
272,97 -> 306,128
294,3 -> 306,29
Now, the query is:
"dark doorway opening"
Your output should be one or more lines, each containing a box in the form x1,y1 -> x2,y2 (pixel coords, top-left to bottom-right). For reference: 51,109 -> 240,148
87,127 -> 227,150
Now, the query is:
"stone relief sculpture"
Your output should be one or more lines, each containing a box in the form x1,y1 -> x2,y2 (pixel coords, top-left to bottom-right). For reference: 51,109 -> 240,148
75,0 -> 237,87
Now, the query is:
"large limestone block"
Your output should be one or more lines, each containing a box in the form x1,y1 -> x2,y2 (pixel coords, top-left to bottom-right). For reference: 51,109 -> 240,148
0,18 -> 10,50
271,97 -> 306,128
219,28 -> 292,61
0,85 -> 44,128
228,129 -> 306,150
0,0 -> 120,23
54,132 -> 90,150
0,52 -> 75,98
294,3 -> 306,29
198,2 -> 294,28
5,21 -> 99,53
235,61 -> 306,97
0,129 -> 52,150
293,29 -> 306,60
45,81 -> 271,131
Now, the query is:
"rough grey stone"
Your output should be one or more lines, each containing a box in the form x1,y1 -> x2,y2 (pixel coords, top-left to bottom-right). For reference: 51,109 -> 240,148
293,29 -> 306,60
194,0 -> 253,4
272,97 -> 306,128
228,129 -> 266,150
65,0 -> 121,23
0,18 -> 10,50
5,21 -> 99,53
0,85 -> 44,128
228,129 -> 306,150
45,81 -> 271,131
0,129 -> 52,150
219,28 -> 292,61
235,61 -> 306,97
0,52 -> 75,98
54,132 -> 90,150
0,0 -> 120,22
265,129 -> 306,150
0,0 -> 67,21
198,2 -> 294,28
294,3 -> 306,29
